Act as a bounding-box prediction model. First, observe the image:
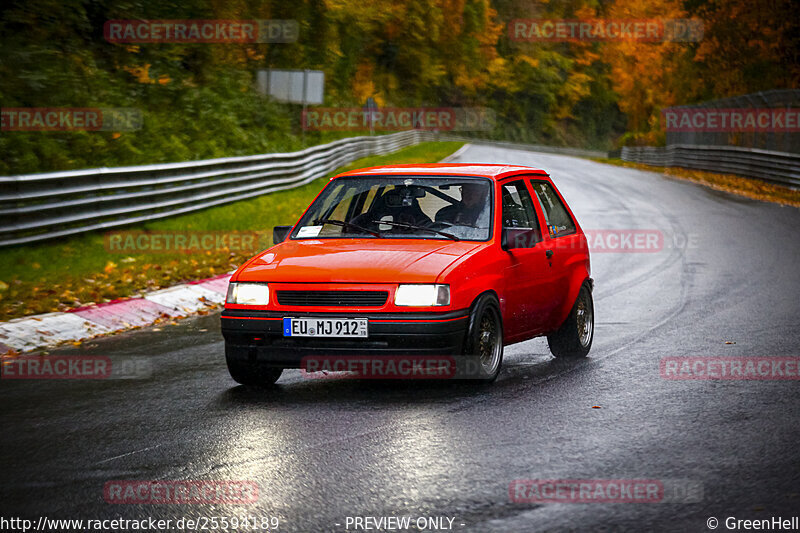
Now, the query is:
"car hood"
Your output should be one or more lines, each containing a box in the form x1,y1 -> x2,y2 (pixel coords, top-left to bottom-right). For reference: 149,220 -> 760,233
235,239 -> 482,283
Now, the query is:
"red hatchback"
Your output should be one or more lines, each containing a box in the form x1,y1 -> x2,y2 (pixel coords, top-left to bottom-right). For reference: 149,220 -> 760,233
221,164 -> 593,384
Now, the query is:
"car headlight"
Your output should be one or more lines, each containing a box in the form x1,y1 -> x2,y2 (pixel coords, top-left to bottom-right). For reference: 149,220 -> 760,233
394,284 -> 450,306
226,282 -> 269,305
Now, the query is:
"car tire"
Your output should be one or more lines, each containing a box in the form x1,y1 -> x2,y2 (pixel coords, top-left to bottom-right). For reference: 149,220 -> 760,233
225,346 -> 283,387
547,283 -> 594,358
462,293 -> 504,382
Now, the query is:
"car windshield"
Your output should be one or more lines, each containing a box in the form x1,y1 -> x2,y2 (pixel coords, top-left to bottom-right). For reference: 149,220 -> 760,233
292,176 -> 493,241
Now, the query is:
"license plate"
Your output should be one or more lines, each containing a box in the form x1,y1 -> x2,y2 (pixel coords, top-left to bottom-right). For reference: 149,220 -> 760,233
283,317 -> 368,338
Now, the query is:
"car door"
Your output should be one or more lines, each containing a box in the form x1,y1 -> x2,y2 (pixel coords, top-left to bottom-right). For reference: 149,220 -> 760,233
529,178 -> 582,330
499,179 -> 560,341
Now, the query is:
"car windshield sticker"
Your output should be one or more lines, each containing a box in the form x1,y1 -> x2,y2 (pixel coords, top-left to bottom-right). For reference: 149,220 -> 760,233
297,225 -> 322,237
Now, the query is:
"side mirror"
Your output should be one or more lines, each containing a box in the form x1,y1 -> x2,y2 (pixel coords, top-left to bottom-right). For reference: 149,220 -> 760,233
273,225 -> 293,244
502,227 -> 540,250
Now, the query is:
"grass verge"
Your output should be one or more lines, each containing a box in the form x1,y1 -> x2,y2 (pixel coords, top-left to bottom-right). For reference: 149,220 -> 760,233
593,158 -> 800,208
0,141 -> 464,322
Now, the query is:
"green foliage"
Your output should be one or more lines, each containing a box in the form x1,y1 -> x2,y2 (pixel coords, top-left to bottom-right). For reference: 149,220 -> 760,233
1,0 -> 792,172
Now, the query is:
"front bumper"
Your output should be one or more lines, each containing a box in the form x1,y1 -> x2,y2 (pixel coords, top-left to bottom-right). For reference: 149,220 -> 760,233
220,308 -> 470,367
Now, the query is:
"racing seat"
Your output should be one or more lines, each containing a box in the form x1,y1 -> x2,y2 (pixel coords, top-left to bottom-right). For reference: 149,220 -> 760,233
434,202 -> 460,224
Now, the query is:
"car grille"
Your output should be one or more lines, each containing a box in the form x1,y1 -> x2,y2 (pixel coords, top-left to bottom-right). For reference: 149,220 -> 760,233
276,290 -> 388,307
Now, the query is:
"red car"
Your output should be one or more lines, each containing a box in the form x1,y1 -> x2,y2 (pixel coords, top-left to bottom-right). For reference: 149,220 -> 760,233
221,164 -> 593,385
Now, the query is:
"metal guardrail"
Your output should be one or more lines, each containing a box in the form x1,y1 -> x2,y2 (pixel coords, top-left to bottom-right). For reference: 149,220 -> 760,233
445,137 -> 800,188
6,131 -> 792,249
664,89 -> 800,153
620,145 -> 800,188
0,130 -> 433,247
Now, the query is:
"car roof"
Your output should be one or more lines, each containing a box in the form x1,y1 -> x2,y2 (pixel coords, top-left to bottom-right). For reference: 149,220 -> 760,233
335,163 -> 549,181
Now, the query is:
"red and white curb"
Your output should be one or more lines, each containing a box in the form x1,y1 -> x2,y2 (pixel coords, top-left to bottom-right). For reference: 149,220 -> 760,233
0,273 -> 231,354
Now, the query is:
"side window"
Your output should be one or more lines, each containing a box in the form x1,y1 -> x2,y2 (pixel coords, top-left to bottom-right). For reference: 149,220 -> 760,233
530,181 -> 576,238
501,181 -> 541,248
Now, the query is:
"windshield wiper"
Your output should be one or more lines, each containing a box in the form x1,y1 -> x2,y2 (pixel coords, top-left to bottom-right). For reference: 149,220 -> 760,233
437,219 -> 480,229
370,220 -> 460,241
313,218 -> 383,238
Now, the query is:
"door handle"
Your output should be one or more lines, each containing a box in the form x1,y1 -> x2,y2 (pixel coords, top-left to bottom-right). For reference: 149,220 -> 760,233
545,249 -> 554,258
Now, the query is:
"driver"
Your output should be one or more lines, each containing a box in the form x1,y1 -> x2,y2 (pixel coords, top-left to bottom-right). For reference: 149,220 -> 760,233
435,183 -> 487,226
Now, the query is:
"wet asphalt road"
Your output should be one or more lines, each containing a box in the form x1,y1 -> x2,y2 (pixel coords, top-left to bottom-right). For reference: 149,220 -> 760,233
2,144 -> 799,532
